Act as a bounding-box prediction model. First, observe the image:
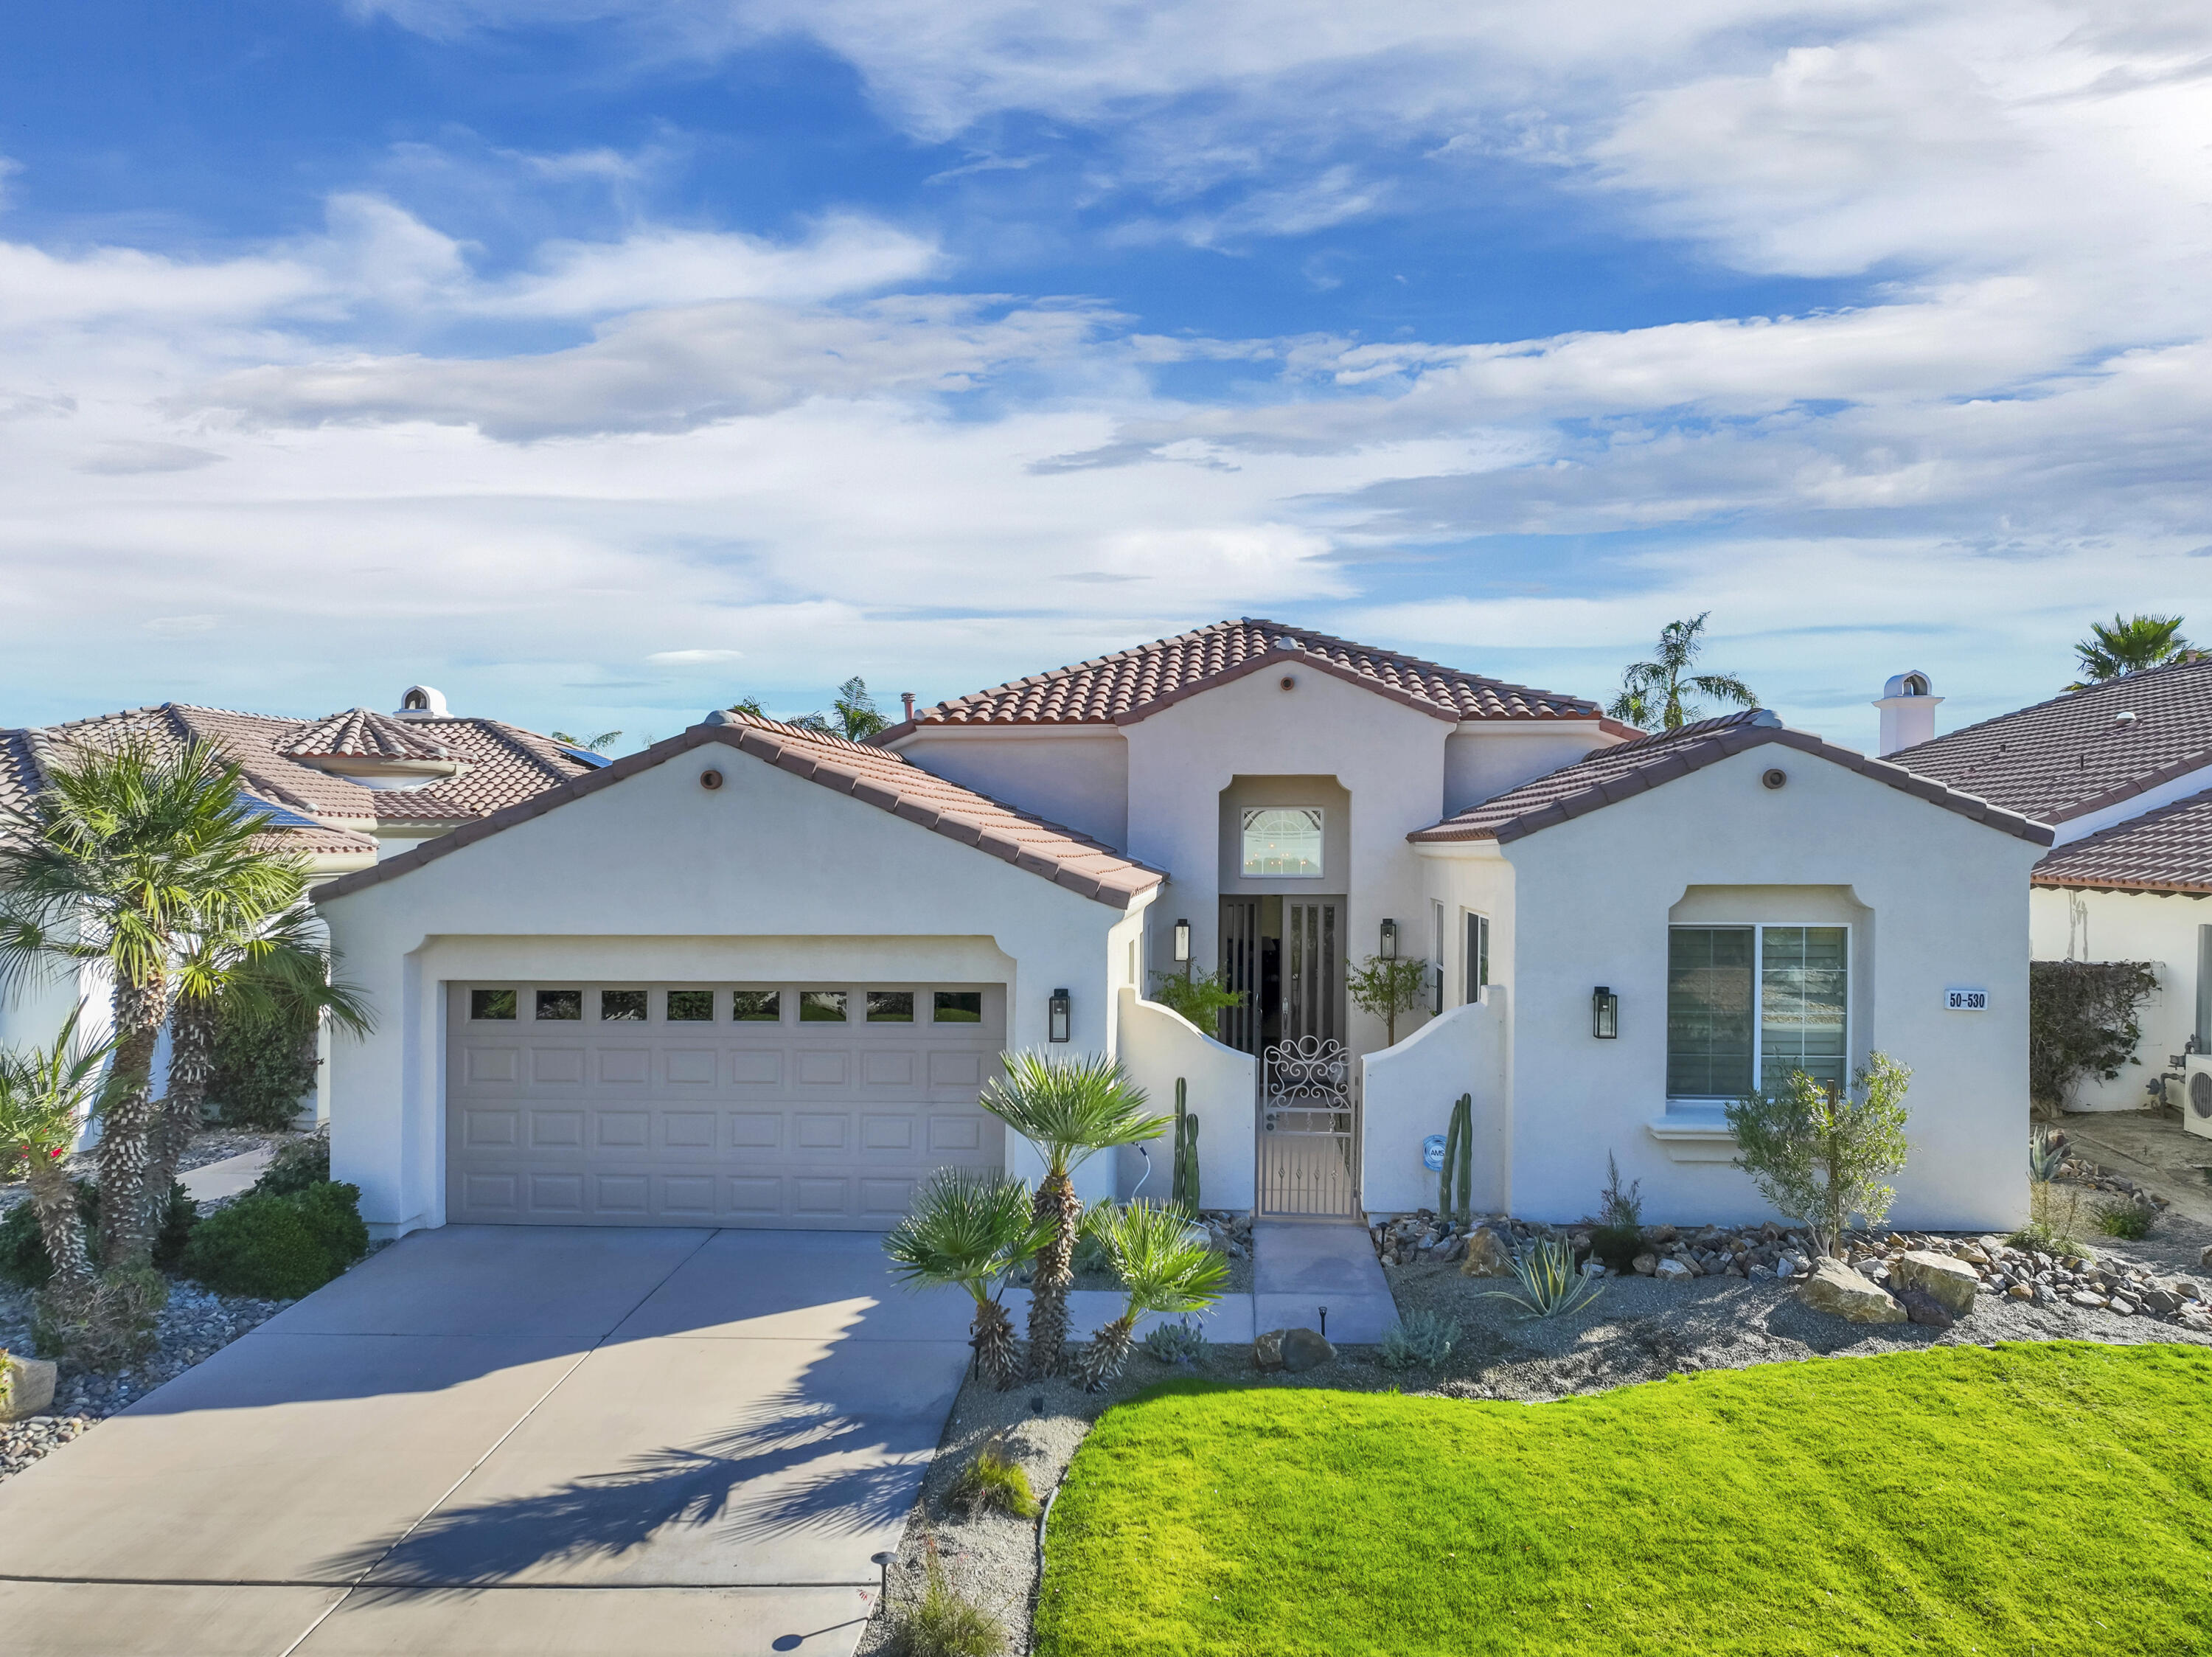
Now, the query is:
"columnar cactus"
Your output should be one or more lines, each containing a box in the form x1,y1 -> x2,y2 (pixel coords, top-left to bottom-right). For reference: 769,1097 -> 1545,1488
1172,1078 -> 1202,1214
1439,1092 -> 1473,1224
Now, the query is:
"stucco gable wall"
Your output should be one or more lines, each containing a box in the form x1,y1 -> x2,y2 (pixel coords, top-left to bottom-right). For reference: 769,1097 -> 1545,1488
1500,745 -> 2042,1231
1443,723 -> 1616,818
891,728 -> 1130,851
318,748 -> 1140,1233
1121,666 -> 1450,1052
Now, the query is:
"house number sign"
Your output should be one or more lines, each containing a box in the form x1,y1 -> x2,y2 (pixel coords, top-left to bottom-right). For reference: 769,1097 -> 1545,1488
1944,987 -> 1990,1011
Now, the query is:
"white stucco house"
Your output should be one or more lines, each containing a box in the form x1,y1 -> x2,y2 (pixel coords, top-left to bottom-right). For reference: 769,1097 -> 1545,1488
1892,656 -> 2212,1114
314,619 -> 2051,1239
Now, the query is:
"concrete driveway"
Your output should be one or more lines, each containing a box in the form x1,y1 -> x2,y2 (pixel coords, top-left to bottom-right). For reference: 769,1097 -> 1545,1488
0,1227 -> 971,1656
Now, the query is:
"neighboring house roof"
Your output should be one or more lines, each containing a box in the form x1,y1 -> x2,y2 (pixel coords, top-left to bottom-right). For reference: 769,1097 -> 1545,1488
2031,785 -> 2212,896
1890,656 -> 2212,826
1408,710 -> 2053,847
313,713 -> 1166,908
0,701 -> 595,863
877,616 -> 1613,737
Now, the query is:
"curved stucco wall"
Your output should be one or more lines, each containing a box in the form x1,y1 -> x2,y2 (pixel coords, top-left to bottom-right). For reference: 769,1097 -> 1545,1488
1361,991 -> 1509,1217
1114,987 -> 1256,1211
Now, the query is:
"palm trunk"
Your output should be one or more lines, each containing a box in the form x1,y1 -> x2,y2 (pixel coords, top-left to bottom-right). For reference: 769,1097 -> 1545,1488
1024,1168 -> 1081,1379
1074,1312 -> 1138,1393
23,1153 -> 94,1303
970,1297 -> 1019,1389
145,996 -> 218,1228
96,972 -> 168,1271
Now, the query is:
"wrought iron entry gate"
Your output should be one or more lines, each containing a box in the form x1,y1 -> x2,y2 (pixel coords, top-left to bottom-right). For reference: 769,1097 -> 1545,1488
1256,1035 -> 1360,1217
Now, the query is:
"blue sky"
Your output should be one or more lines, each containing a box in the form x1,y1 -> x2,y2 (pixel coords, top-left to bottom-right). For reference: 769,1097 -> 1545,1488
4,1 -> 2207,752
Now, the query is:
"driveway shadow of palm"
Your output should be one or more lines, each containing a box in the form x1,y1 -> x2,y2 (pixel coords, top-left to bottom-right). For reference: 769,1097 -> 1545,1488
322,1380 -> 930,1594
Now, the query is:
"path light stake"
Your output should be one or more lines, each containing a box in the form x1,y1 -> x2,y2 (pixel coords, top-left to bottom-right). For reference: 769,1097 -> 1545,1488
871,1550 -> 895,1609
1319,1305 -> 1328,1339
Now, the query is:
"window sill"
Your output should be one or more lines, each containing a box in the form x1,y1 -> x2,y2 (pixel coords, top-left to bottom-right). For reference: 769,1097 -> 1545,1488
1646,1108 -> 1739,1164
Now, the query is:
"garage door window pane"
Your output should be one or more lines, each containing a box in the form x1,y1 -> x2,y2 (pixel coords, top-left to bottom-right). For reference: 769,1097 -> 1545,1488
867,990 -> 914,1023
666,990 -> 714,1022
732,990 -> 782,1022
470,988 -> 516,1021
933,991 -> 984,1024
535,989 -> 582,1021
600,989 -> 648,1021
800,990 -> 847,1023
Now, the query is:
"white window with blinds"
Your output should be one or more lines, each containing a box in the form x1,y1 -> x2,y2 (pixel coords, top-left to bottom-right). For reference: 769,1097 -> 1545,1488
1666,924 -> 1848,1101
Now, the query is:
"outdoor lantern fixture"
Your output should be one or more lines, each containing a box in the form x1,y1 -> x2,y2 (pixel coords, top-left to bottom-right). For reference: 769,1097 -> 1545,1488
1379,917 -> 1399,960
1173,917 -> 1191,965
1048,988 -> 1072,1043
1592,986 -> 1620,1040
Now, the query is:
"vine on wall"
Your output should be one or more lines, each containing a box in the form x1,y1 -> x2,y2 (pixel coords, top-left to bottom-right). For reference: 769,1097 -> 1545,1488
2028,959 -> 2159,1114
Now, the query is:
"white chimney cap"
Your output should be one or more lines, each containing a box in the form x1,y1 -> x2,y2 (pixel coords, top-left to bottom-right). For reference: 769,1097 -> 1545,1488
1880,671 -> 1934,700
395,684 -> 448,718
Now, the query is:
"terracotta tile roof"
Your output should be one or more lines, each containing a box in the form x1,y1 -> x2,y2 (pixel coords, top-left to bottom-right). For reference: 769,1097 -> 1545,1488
314,712 -> 1166,909
0,701 -> 594,859
278,707 -> 453,762
879,617 -> 1607,737
1409,709 -> 2053,847
1891,656 -> 2212,825
2031,785 -> 2212,894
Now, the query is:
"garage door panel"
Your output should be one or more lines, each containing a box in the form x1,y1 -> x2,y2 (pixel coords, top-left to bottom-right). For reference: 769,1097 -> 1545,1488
448,981 -> 1004,1229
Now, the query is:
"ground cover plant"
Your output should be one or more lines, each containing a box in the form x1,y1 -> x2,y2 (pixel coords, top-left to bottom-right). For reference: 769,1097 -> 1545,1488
1034,1343 -> 2212,1657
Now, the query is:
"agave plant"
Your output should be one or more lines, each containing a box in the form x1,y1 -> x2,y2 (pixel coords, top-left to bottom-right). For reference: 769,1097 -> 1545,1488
1073,1200 -> 1226,1393
883,1169 -> 1047,1388
2028,1126 -> 2067,1185
978,1052 -> 1167,1378
1481,1236 -> 1603,1319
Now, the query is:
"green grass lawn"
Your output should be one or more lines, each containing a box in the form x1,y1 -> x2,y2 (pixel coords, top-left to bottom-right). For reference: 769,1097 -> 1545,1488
1035,1343 -> 2212,1657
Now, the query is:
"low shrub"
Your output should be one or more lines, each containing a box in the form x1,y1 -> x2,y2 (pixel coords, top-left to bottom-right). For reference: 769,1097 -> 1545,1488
35,1265 -> 167,1372
183,1181 -> 366,1299
947,1442 -> 1038,1520
208,998 -> 321,1132
2013,1183 -> 2096,1260
0,1178 -> 197,1285
2094,1197 -> 2156,1240
251,1133 -> 330,1198
1140,1317 -> 1209,1368
891,1549 -> 1005,1657
1380,1309 -> 1459,1370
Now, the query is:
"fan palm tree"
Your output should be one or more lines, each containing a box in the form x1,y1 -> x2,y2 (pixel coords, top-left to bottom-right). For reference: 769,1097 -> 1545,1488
883,1169 -> 1048,1387
0,737 -> 304,1271
154,904 -> 375,1200
0,1005 -> 114,1330
978,1051 -> 1167,1378
550,730 -> 622,754
1607,614 -> 1758,732
2069,614 -> 2198,687
1073,1201 -> 1227,1392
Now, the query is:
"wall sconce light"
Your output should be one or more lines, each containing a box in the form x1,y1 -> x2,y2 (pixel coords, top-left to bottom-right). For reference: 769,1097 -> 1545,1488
1592,986 -> 1619,1040
1379,918 -> 1399,960
1172,918 -> 1191,965
1048,988 -> 1072,1043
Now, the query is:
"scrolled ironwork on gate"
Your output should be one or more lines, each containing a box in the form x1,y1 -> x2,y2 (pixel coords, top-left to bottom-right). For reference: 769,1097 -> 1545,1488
1258,1036 -> 1359,1217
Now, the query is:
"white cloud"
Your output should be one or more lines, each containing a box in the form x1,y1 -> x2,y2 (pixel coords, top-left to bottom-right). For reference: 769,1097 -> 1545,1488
647,647 -> 745,663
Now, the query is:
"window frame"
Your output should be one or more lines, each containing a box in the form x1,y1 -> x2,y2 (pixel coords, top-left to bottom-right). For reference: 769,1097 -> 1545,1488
1238,806 -> 1325,879
1665,921 -> 1851,1105
1463,912 -> 1490,1006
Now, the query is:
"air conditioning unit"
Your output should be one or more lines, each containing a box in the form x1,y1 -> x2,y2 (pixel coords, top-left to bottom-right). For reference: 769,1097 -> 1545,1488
2185,1055 -> 2212,1141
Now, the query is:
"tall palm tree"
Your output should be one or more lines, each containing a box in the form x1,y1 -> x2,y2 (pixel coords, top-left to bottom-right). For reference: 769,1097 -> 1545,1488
0,1005 -> 114,1331
978,1052 -> 1167,1378
883,1169 -> 1048,1387
1073,1201 -> 1227,1392
2070,614 -> 2198,687
155,905 -> 374,1201
550,729 -> 622,754
1607,613 -> 1759,732
0,737 -> 304,1270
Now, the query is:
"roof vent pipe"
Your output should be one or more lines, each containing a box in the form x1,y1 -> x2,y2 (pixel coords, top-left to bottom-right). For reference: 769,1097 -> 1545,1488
1874,671 -> 1941,756
902,692 -> 916,720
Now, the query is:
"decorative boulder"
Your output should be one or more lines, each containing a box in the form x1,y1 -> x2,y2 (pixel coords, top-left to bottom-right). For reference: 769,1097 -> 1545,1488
1798,1257 -> 1907,1324
1896,1288 -> 1955,1330
1,1352 -> 57,1421
1459,1227 -> 1514,1279
1632,1253 -> 1658,1276
1279,1328 -> 1336,1373
1655,1258 -> 1693,1282
1253,1330 -> 1286,1372
1893,1250 -> 1980,1317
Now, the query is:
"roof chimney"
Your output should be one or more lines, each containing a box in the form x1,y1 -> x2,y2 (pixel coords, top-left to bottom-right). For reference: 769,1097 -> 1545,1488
394,684 -> 448,720
901,692 -> 916,720
1874,671 -> 1941,756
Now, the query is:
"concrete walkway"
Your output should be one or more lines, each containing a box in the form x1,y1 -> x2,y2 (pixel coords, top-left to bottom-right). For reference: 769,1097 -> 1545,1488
1252,1222 -> 1397,1343
0,1226 -> 970,1657
2062,1111 -> 2212,1229
180,1145 -> 274,1205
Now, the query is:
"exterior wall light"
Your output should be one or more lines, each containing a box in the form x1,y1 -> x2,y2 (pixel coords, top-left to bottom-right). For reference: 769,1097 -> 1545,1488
1048,988 -> 1071,1043
1379,918 -> 1399,960
1173,918 -> 1191,965
1592,987 -> 1619,1040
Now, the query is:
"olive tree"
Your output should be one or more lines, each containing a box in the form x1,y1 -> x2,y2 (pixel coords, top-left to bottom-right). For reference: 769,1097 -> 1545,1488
1725,1055 -> 1911,1259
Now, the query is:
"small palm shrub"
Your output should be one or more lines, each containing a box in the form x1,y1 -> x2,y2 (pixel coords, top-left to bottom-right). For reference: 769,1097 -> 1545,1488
947,1441 -> 1037,1520
2094,1196 -> 2155,1240
1074,1200 -> 1226,1392
1380,1309 -> 1460,1370
1482,1237 -> 1603,1319
251,1133 -> 331,1197
884,1170 -> 1046,1389
891,1547 -> 1004,1657
1141,1316 -> 1208,1367
183,1181 -> 366,1299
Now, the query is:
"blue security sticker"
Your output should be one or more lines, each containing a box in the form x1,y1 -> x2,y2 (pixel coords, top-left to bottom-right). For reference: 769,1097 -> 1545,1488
1422,1133 -> 1447,1173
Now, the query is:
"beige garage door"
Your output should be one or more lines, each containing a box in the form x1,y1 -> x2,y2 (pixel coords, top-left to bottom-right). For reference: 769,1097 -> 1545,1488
445,981 -> 1006,1228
